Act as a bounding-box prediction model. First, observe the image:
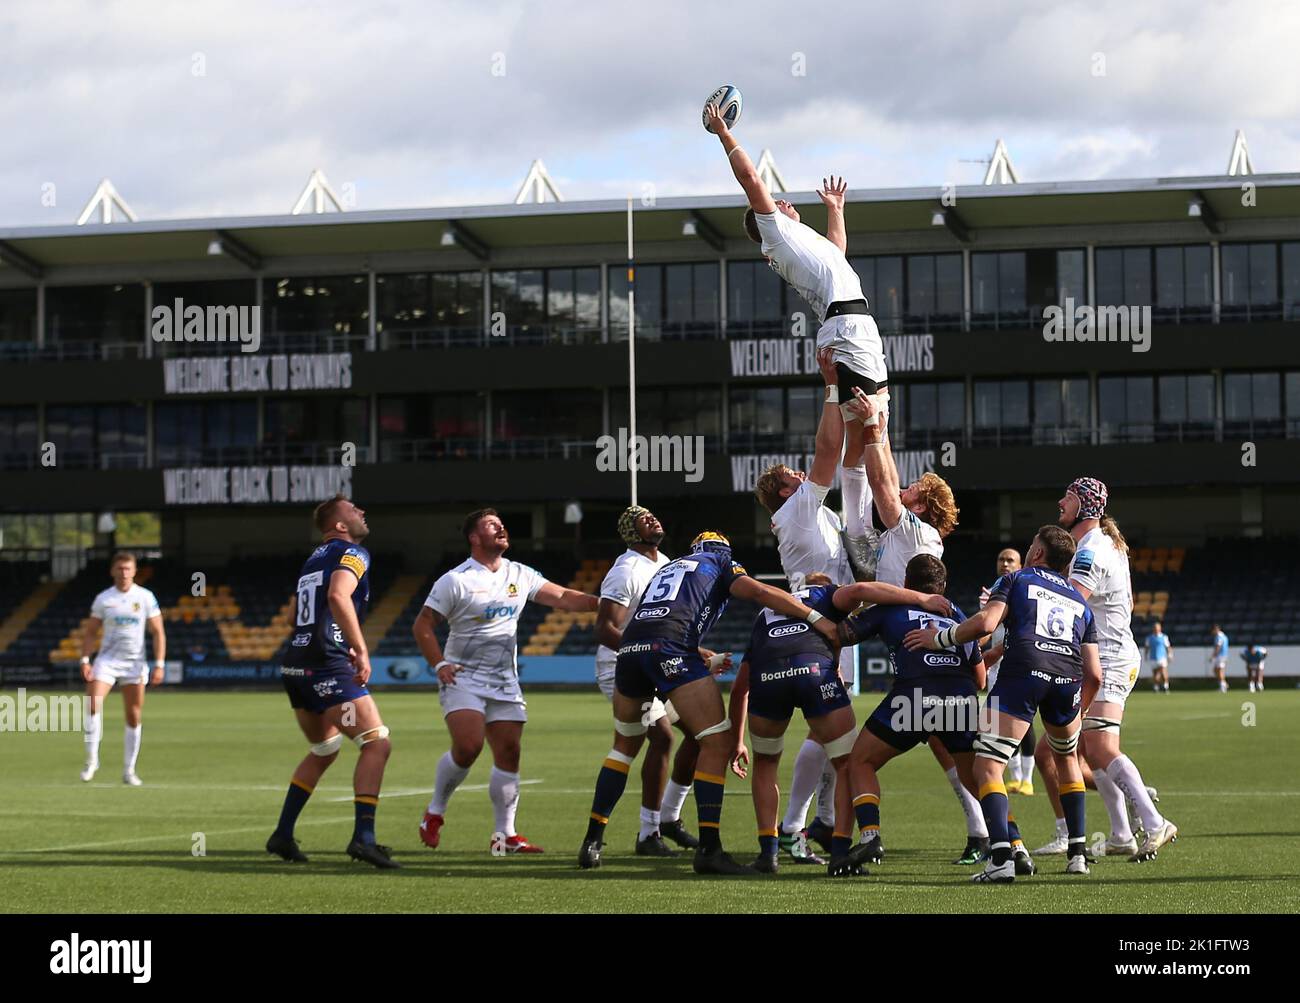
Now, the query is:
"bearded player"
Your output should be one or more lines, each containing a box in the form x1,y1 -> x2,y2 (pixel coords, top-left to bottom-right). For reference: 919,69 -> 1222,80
414,508 -> 599,854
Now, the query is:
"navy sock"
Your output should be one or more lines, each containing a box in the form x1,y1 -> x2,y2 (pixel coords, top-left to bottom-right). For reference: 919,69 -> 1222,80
274,780 -> 313,839
586,753 -> 631,842
353,794 -> 378,845
693,772 -> 725,850
979,780 -> 1011,865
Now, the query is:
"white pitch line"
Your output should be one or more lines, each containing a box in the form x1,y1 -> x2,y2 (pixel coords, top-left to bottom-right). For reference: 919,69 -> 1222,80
324,779 -> 543,802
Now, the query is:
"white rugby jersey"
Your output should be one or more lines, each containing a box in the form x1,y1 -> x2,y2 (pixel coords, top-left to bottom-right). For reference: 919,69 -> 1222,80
90,584 -> 161,662
754,211 -> 866,324
1069,526 -> 1141,671
771,479 -> 851,591
425,557 -> 548,697
595,548 -> 671,675
875,510 -> 944,588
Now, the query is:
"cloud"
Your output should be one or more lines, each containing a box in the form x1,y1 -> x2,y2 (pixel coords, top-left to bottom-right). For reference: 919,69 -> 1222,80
0,0 -> 1295,226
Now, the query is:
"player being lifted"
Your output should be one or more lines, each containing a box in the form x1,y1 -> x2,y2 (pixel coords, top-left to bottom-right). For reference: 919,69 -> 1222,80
846,389 -> 985,864
728,569 -> 955,876
595,505 -> 713,855
905,525 -> 1102,882
707,100 -> 888,576
79,551 -> 167,785
579,531 -> 839,876
414,508 -> 599,854
267,496 -> 397,868
750,349 -> 865,864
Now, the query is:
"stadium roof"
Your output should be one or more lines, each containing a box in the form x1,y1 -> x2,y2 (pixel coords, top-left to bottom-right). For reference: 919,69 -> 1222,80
2,173 -> 1299,277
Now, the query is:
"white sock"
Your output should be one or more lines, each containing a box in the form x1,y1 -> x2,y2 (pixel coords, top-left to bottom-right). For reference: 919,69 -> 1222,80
1106,755 -> 1163,833
814,762 -> 836,828
638,806 -> 661,841
660,779 -> 691,823
945,766 -> 987,838
782,739 -> 826,833
123,724 -> 142,773
84,711 -> 102,766
1008,755 -> 1024,783
1055,816 -> 1068,837
428,751 -> 470,815
1094,769 -> 1133,842
840,465 -> 873,538
488,766 -> 520,837
1020,754 -> 1035,783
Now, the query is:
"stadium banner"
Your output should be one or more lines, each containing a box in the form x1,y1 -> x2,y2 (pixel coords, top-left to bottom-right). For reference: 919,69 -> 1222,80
179,662 -> 281,685
161,352 -> 352,395
0,662 -> 80,687
728,335 -> 935,378
162,465 -> 351,504
729,450 -> 937,493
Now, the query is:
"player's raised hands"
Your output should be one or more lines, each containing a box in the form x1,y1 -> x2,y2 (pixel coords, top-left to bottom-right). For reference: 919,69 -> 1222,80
902,627 -> 942,651
703,102 -> 731,137
817,176 -> 847,211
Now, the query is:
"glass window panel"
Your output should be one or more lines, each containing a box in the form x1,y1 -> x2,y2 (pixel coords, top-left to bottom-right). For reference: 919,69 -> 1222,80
1034,380 -> 1062,425
1187,374 -> 1214,423
1249,244 -> 1277,305
546,269 -> 576,326
665,265 -> 693,323
1223,374 -> 1251,420
874,257 -> 903,330
1095,249 -> 1123,307
575,268 -> 600,331
973,382 -> 1000,427
907,255 -> 936,317
1253,372 -> 1280,418
1056,250 -> 1086,306
971,254 -> 997,314
0,287 -> 38,343
1155,247 -> 1183,308
1124,248 -> 1152,305
1184,246 -> 1212,307
935,254 -> 963,315
938,382 -> 965,429
1283,243 -> 1300,321
1220,245 -> 1249,305
998,252 -> 1026,314
1158,375 -> 1186,422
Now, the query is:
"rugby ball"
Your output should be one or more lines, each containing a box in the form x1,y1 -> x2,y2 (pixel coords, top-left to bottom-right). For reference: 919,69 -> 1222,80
702,85 -> 742,132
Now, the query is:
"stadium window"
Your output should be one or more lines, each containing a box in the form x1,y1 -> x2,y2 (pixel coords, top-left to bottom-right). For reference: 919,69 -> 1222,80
1097,375 -> 1155,444
155,401 -> 258,465
44,404 -> 144,470
608,263 -> 662,342
44,284 -> 145,356
540,266 -> 600,343
0,513 -> 53,551
1224,371 -> 1283,439
1095,247 -> 1154,313
1151,245 -> 1213,323
1286,372 -> 1300,438
902,253 -> 964,333
611,387 -> 720,441
973,380 -> 1031,446
0,406 -> 38,470
1031,377 -> 1090,445
725,260 -> 786,338
263,397 -> 369,463
1221,243 -> 1282,321
376,271 -> 484,349
970,252 -> 1028,330
727,386 -> 787,451
1283,243 -> 1300,322
52,513 -> 96,552
898,380 -> 965,450
113,512 -> 162,547
151,279 -> 258,357
849,255 -> 904,335
377,393 -> 483,462
1156,373 -> 1216,442
0,287 -> 38,351
262,275 -> 370,351
491,390 -> 601,459
661,262 -> 720,340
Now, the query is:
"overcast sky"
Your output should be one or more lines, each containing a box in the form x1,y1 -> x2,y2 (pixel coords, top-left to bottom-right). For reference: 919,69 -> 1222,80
1,0 -> 1297,225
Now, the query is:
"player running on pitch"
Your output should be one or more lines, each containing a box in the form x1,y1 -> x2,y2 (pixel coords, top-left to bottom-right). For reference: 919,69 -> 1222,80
846,389 -> 984,864
267,495 -> 397,868
79,551 -> 167,785
414,508 -> 599,855
728,571 -> 953,877
595,504 -> 713,855
905,525 -> 1102,882
579,531 -> 840,876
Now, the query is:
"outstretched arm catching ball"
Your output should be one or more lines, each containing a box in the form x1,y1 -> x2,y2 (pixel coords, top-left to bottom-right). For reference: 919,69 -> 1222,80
817,176 -> 848,253
705,103 -> 776,215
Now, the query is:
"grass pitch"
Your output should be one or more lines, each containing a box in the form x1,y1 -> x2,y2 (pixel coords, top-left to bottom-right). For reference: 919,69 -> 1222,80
2,687 -> 1298,913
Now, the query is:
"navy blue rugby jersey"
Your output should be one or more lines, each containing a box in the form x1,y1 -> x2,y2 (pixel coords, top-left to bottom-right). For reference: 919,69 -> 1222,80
987,566 -> 1096,681
282,539 -> 370,671
620,549 -> 748,654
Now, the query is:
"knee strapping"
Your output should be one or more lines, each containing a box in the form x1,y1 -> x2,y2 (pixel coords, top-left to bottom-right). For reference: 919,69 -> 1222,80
694,719 -> 731,741
614,718 -> 647,737
1082,715 -> 1121,734
821,728 -> 858,759
354,725 -> 390,747
1048,729 -> 1080,755
974,733 -> 1021,763
310,733 -> 344,757
750,733 -> 784,755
